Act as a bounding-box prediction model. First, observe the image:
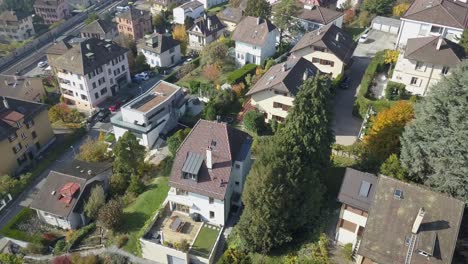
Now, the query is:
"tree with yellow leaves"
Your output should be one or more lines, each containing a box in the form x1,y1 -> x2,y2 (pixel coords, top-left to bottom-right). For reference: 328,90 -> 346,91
384,49 -> 399,64
362,101 -> 413,170
172,25 -> 188,55
393,3 -> 410,17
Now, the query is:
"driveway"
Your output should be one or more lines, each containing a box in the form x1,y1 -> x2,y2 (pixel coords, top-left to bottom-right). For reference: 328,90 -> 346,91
354,30 -> 397,57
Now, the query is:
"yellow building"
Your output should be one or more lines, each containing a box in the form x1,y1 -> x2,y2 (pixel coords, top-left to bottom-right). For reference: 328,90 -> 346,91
0,97 -> 55,176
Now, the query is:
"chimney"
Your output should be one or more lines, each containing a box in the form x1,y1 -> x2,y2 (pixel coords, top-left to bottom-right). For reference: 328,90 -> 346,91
87,170 -> 92,176
436,37 -> 443,50
206,147 -> 213,170
303,70 -> 308,81
3,97 -> 9,109
256,17 -> 261,25
412,208 -> 426,234
282,63 -> 287,72
86,43 -> 91,50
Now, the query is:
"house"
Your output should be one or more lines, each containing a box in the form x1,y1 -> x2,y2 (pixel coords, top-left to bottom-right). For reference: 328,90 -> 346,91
0,97 -> 55,176
396,0 -> 468,48
30,160 -> 112,230
245,57 -> 318,122
335,168 -> 377,248
391,36 -> 465,95
138,32 -> 182,68
116,7 -> 152,41
198,0 -> 227,8
232,16 -> 279,66
217,7 -> 244,32
0,11 -> 35,41
355,175 -> 464,264
151,0 -> 189,12
173,1 -> 204,25
140,119 -> 252,264
111,81 -> 187,149
0,75 -> 45,102
47,38 -> 131,111
290,24 -> 356,78
33,0 -> 69,25
280,2 -> 343,33
187,14 -> 225,51
80,19 -> 118,40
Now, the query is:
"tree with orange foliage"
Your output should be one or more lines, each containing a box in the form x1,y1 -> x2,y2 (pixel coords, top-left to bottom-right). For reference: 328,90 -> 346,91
393,3 -> 410,17
232,83 -> 245,96
361,101 -> 414,169
202,64 -> 221,83
172,25 -> 188,55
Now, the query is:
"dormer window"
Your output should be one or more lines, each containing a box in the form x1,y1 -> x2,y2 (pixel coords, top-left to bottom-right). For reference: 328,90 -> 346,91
181,152 -> 204,182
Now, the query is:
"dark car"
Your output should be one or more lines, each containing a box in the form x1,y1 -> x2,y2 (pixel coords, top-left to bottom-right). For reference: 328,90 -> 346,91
121,94 -> 135,104
96,109 -> 111,122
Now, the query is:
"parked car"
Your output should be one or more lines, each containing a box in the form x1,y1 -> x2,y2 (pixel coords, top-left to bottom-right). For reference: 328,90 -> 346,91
340,77 -> 350,89
96,109 -> 111,122
37,61 -> 48,68
359,29 -> 370,43
109,101 -> 122,112
134,72 -> 150,81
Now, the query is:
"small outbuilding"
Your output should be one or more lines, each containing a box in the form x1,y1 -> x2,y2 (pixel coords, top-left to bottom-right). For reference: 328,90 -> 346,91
372,16 -> 401,35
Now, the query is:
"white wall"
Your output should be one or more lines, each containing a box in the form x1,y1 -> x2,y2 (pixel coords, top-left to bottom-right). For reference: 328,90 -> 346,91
141,238 -> 189,264
173,5 -> 204,24
396,19 -> 463,48
235,29 -> 278,66
36,210 -> 72,230
141,45 -> 182,68
198,0 -> 227,9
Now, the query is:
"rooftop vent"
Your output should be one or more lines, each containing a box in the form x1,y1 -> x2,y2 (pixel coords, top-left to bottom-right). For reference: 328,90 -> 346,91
2,97 -> 9,109
51,190 -> 56,195
86,43 -> 91,50
394,189 -> 403,200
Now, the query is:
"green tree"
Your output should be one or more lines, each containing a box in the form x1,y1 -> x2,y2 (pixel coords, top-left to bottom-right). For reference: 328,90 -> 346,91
362,0 -> 393,15
167,128 -> 191,156
0,253 -> 23,264
110,172 -> 128,196
273,0 -> 303,43
134,54 -> 151,73
244,0 -> 271,19
128,174 -> 145,195
400,61 -> 468,202
84,13 -> 99,25
243,110 -> 266,134
380,154 -> 407,181
358,10 -> 371,27
237,75 -> 333,253
201,40 -> 231,66
98,198 -> 124,230
459,29 -> 468,54
113,132 -> 146,176
84,185 -> 106,219
77,137 -> 109,162
152,12 -> 166,30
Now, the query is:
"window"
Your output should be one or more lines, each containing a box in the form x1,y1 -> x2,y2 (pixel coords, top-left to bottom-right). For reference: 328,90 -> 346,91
176,189 -> 188,195
169,48 -> 174,53
92,82 -> 97,89
209,197 -> 214,204
100,88 -> 108,95
12,143 -> 22,154
314,47 -> 326,52
209,211 -> 215,218
108,68 -> 111,75
16,121 -> 22,128
273,115 -> 285,122
442,66 -> 449,75
410,77 -> 418,85
17,154 -> 27,165
121,65 -> 125,71
430,25 -> 443,34
235,181 -> 239,186
110,78 -> 114,85
235,164 -> 240,169
79,84 -> 83,90
312,57 -> 320,63
80,94 -> 88,101
35,142 -> 41,150
8,133 -> 17,142
95,92 -> 99,99
25,120 -> 34,129
415,61 -> 425,71
21,132 -> 27,139
31,131 -> 37,139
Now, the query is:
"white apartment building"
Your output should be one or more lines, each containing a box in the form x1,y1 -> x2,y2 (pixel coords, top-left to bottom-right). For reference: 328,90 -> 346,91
396,0 -> 467,48
391,36 -> 465,95
48,38 -> 131,111
246,57 -> 318,122
232,17 -> 279,66
335,168 -> 377,249
290,24 -> 356,78
187,14 -> 225,51
198,0 -> 227,8
111,81 -> 187,149
138,32 -> 182,68
173,1 -> 204,25
0,11 -> 35,41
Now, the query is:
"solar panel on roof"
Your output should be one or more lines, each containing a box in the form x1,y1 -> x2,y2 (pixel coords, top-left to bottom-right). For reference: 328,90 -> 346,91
182,152 -> 204,175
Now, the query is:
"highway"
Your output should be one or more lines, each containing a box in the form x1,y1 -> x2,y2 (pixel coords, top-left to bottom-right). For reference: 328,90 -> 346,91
1,0 -> 124,75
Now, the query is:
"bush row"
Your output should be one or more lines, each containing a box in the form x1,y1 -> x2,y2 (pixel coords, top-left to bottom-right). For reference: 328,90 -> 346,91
66,223 -> 96,251
226,64 -> 257,84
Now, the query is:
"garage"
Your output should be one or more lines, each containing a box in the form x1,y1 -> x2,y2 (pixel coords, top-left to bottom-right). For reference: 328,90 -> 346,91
168,255 -> 186,264
372,16 -> 400,35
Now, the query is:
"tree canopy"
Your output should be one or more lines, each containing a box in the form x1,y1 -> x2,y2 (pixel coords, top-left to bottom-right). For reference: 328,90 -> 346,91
237,75 -> 333,253
273,0 -> 303,42
400,61 -> 468,202
98,198 -> 124,230
173,25 -> 188,55
362,0 -> 393,15
460,29 -> 468,54
244,0 -> 271,19
84,185 -> 106,219
167,128 -> 191,156
243,110 -> 266,134
77,137 -> 109,162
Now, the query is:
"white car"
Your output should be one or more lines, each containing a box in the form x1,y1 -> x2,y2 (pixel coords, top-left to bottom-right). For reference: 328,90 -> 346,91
359,29 -> 370,43
37,61 -> 48,68
135,72 -> 150,81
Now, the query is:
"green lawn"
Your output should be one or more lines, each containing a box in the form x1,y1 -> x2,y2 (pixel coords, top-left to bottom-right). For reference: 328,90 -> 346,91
191,224 -> 221,257
122,176 -> 170,255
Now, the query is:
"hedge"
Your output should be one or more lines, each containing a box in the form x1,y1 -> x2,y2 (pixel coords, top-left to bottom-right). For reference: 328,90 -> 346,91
163,57 -> 201,83
226,64 -> 257,84
66,223 -> 96,251
0,207 -> 42,243
385,81 -> 407,100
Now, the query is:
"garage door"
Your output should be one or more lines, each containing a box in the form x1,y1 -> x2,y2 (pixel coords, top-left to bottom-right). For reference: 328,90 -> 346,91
381,25 -> 390,32
168,255 -> 186,264
372,23 -> 381,31
390,26 -> 399,34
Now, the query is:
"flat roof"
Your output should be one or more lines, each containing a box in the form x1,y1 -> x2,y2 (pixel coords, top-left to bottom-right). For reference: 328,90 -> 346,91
128,81 -> 179,113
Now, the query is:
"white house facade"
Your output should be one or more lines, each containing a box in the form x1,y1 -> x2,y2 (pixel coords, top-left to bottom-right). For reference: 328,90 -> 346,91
198,0 -> 227,9
187,14 -> 225,51
173,1 -> 204,24
138,33 -> 182,68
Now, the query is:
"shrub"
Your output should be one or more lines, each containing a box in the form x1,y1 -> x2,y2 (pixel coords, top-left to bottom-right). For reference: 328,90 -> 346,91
25,242 -> 47,254
52,256 -> 72,264
342,243 -> 354,261
243,110 -> 266,134
116,235 -> 129,248
54,239 -> 67,255
0,207 -> 41,243
385,81 -> 407,100
227,64 -> 257,84
66,223 -> 96,251
332,73 -> 343,89
103,253 -> 129,264
0,253 -> 23,264
98,199 -> 124,230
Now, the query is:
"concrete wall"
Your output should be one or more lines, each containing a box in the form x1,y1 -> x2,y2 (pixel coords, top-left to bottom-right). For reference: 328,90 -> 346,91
141,237 -> 189,264
251,89 -> 294,121
396,19 -> 463,48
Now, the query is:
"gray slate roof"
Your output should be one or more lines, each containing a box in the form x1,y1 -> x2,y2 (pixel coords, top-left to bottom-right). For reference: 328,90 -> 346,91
80,19 -> 116,35
137,32 -> 180,54
188,15 -> 225,37
217,7 -> 244,23
337,168 -> 378,211
296,5 -> 343,25
169,120 -> 251,200
358,175 -> 464,264
232,16 -> 277,46
50,38 -> 128,75
291,24 -> 356,64
116,7 -> 151,22
0,96 -> 47,141
403,0 -> 468,28
404,36 -> 465,67
246,57 -> 318,96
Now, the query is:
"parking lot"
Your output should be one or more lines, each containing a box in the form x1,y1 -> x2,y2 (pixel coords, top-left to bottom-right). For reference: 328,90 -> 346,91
353,30 -> 397,57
